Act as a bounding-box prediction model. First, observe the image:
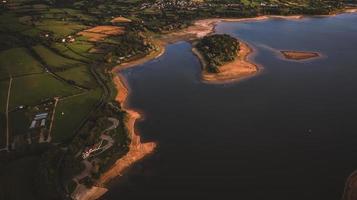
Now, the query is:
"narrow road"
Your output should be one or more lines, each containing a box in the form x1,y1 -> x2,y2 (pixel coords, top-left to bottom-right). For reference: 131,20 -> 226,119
4,77 -> 12,151
47,97 -> 59,142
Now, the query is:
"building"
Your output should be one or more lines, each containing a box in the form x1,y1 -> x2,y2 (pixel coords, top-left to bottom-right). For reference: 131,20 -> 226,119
40,119 -> 46,127
29,120 -> 37,129
34,113 -> 48,120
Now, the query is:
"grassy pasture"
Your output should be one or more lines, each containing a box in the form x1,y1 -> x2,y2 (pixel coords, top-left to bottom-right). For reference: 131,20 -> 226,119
33,45 -> 81,70
56,66 -> 97,88
35,19 -> 87,38
9,73 -> 81,109
0,13 -> 29,32
51,42 -> 93,62
0,80 -> 9,148
52,89 -> 102,142
0,48 -> 43,79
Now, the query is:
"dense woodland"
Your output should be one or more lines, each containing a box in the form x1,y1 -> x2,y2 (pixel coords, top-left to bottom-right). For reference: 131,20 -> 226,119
196,34 -> 239,73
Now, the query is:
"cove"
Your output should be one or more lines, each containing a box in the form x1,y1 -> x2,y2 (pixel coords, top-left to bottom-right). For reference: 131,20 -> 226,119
104,13 -> 357,200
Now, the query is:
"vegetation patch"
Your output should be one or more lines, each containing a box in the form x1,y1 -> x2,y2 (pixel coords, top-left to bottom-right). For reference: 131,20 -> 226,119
33,45 -> 82,70
35,19 -> 87,38
9,73 -> 81,109
52,89 -> 102,143
56,66 -> 97,89
0,47 -> 43,79
195,34 -> 239,73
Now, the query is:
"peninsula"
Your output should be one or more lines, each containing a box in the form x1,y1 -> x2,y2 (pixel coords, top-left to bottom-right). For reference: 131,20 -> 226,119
193,34 -> 258,82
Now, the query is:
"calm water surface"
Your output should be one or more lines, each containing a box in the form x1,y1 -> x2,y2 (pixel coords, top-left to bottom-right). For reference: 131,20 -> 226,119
103,13 -> 357,200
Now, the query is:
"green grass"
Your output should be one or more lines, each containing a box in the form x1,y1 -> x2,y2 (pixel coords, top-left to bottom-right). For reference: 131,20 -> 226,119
9,73 -> 81,109
67,40 -> 94,54
0,13 -> 29,32
35,19 -> 87,38
0,80 -> 9,148
51,42 -> 92,62
52,89 -> 102,142
33,45 -> 81,70
20,27 -> 42,37
0,80 -> 9,112
56,66 -> 97,88
0,48 -> 43,79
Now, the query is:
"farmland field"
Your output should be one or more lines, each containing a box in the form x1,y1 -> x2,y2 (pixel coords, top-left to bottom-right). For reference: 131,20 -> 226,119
33,45 -> 82,70
0,48 -> 43,79
56,66 -> 97,88
52,89 -> 102,142
9,74 -> 81,109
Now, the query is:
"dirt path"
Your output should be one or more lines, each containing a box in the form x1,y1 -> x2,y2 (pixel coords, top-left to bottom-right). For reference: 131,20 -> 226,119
47,97 -> 59,142
4,77 -> 12,151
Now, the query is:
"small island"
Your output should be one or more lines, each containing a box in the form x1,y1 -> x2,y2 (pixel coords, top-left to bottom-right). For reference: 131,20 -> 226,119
280,50 -> 320,60
193,34 -> 258,82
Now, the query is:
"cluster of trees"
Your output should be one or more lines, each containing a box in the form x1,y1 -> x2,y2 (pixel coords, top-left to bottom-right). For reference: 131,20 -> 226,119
196,34 -> 239,73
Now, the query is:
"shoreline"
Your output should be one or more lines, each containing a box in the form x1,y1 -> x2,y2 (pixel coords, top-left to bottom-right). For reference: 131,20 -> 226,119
113,39 -> 166,72
72,75 -> 157,200
280,50 -> 321,61
97,75 -> 156,185
79,9 -> 357,200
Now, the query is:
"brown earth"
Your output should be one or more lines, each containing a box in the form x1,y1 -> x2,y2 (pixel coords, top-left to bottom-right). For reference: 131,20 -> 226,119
111,16 -> 132,23
280,51 -> 320,60
77,26 -> 125,41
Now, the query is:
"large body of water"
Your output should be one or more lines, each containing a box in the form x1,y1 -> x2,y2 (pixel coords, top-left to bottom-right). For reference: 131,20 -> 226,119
103,13 -> 357,200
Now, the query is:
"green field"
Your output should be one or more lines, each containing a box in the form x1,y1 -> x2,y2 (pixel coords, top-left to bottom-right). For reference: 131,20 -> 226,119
35,19 -> 87,38
0,80 -> 9,148
52,89 -> 102,142
33,45 -> 82,70
0,48 -> 43,79
51,42 -> 93,62
0,13 -> 29,32
56,65 -> 97,88
9,74 -> 81,109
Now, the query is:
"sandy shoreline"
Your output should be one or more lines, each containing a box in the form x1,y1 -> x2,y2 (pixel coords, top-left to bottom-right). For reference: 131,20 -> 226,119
98,75 -> 157,185
280,50 -> 321,61
72,75 -> 157,200
78,9 -> 357,200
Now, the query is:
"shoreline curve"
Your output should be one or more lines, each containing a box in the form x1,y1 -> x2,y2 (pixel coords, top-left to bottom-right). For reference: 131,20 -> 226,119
79,9 -> 357,200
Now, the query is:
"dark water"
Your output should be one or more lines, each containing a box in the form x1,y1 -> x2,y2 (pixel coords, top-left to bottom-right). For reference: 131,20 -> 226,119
103,13 -> 357,200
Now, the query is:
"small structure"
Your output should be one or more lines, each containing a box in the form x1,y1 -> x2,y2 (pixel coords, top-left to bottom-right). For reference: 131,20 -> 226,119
82,140 -> 104,159
29,120 -> 37,129
34,113 -> 48,120
40,119 -> 46,127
